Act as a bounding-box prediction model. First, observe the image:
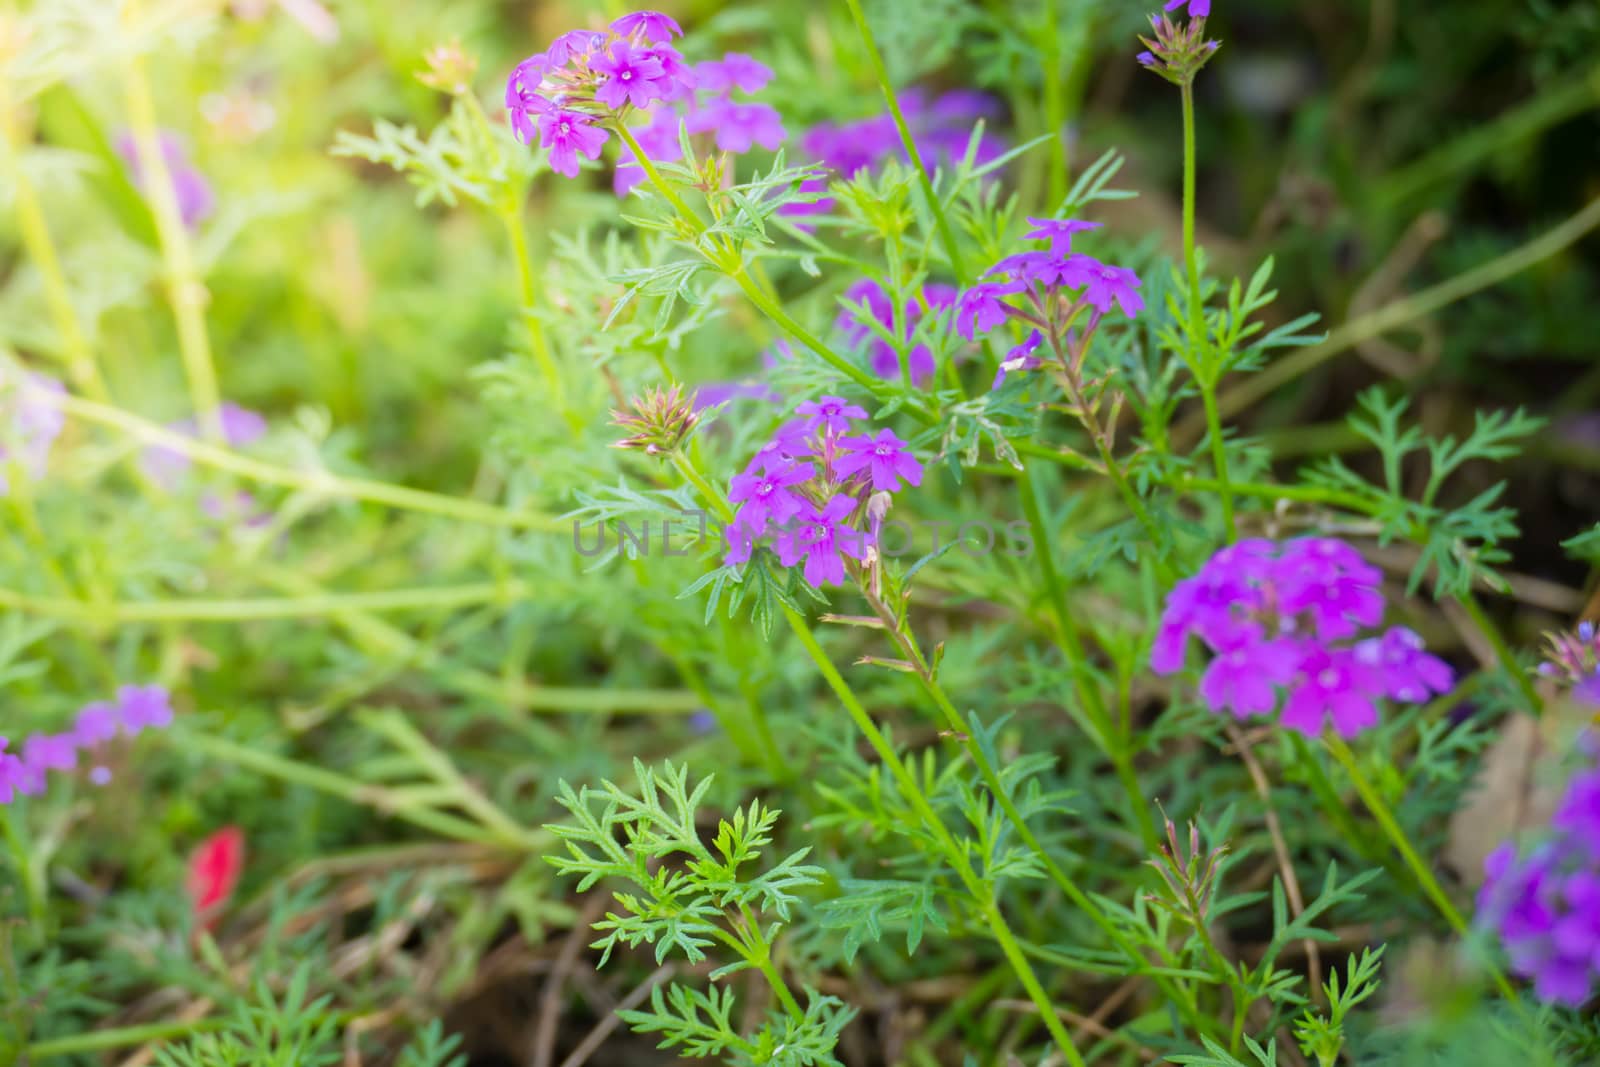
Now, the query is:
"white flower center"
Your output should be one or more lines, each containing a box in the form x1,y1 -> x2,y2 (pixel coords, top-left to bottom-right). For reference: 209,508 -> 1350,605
1317,668 -> 1341,688
875,445 -> 893,457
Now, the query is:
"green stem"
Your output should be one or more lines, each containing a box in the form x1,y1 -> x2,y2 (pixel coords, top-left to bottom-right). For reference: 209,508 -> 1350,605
1203,194 -> 1600,430
55,393 -> 563,531
500,209 -> 572,425
25,1020 -> 229,1059
1459,593 -> 1542,715
0,87 -> 110,402
1180,79 -> 1234,539
1324,734 -> 1520,1004
785,609 -> 1086,1064
1040,1 -> 1069,207
122,46 -> 224,443
0,809 -> 47,929
840,0 -> 969,282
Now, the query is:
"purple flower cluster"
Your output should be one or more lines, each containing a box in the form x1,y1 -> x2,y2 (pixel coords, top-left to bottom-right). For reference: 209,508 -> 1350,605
783,89 -> 1007,225
614,52 -> 785,196
837,279 -> 959,387
115,131 -> 215,229
0,366 -> 65,495
1478,756 -> 1600,1005
725,398 -> 923,587
1538,622 -> 1600,704
1151,538 -> 1454,737
0,685 -> 174,804
505,12 -> 694,177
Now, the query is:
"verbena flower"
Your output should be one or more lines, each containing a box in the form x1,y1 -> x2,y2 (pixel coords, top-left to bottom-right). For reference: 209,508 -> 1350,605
614,52 -> 784,196
834,429 -> 923,492
721,398 -> 921,585
1152,538 -> 1452,736
993,330 -> 1045,389
796,395 -> 867,435
1058,255 -> 1145,317
115,131 -> 215,228
836,279 -> 955,385
505,11 -> 697,178
1479,759 -> 1600,1005
1023,217 -> 1102,255
729,460 -> 814,535
784,88 -> 1008,223
1165,0 -> 1212,16
955,282 -> 1024,340
691,380 -> 782,411
0,685 -> 176,804
774,495 -> 868,587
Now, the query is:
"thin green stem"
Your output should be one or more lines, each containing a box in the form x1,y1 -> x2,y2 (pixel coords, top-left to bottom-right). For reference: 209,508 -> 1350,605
56,393 -> 563,531
25,1020 -> 229,1059
1040,2 -> 1069,206
1180,79 -> 1234,538
1199,194 -> 1600,432
0,87 -> 110,402
785,609 -> 1086,1064
840,0 -> 969,282
500,209 -> 571,422
0,809 -> 46,929
1324,735 -> 1521,1004
1459,593 -> 1543,714
122,46 -> 224,442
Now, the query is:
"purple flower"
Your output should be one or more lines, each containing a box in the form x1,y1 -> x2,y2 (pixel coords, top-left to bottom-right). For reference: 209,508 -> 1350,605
73,703 -> 119,745
1199,637 -> 1303,719
505,58 -> 554,144
723,517 -> 759,566
774,495 -> 869,587
1555,771 -> 1600,859
593,40 -> 669,109
693,381 -> 782,410
954,282 -> 1022,340
115,131 -> 215,228
746,420 -> 816,474
611,10 -> 683,44
796,396 -> 867,435
1354,627 -> 1454,704
118,685 -> 174,735
1278,645 -> 1381,738
1164,0 -> 1212,16
23,733 -> 78,773
986,252 -> 1068,287
1023,217 -> 1102,255
142,403 -> 267,487
993,331 -> 1045,389
540,110 -> 610,178
1152,537 -> 1446,736
1059,255 -> 1145,318
834,429 -> 923,492
694,53 -> 772,93
688,99 -> 785,153
729,460 -> 814,536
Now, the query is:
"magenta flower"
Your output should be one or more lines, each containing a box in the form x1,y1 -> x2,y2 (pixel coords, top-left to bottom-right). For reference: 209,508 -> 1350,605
1277,645 -> 1380,737
693,380 -> 782,411
118,685 -> 175,735
729,460 -> 814,536
505,58 -> 554,144
695,53 -> 773,93
1,684 -> 176,805
1024,216 -> 1102,255
954,282 -> 1022,340
796,396 -> 867,435
539,110 -> 610,177
834,429 -> 923,492
1165,0 -> 1212,16
593,41 -> 669,109
993,331 -> 1045,389
611,10 -> 683,43
1153,537 -> 1450,737
1060,255 -> 1145,318
774,495 -> 869,587
723,516 -> 759,566
1478,759 -> 1600,1006
986,252 -> 1066,288
688,99 -> 785,153
748,419 -> 816,471
547,29 -> 609,65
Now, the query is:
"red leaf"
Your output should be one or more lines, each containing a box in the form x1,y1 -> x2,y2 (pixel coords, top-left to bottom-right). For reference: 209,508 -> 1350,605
185,825 -> 246,927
